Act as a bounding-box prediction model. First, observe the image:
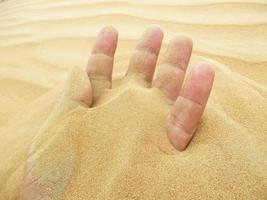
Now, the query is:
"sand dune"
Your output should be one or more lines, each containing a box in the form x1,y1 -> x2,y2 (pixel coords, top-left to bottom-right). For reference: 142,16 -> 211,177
0,0 -> 266,199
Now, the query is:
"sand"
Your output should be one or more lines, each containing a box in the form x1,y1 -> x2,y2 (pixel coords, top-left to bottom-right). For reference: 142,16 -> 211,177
0,0 -> 266,199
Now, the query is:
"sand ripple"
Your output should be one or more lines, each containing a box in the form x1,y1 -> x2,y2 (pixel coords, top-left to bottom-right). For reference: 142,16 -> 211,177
0,0 -> 266,199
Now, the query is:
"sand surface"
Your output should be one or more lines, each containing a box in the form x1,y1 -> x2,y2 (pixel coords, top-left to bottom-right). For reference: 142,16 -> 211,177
0,0 -> 267,199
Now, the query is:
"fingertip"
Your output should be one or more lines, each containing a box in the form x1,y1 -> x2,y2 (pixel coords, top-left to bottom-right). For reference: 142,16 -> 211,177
166,121 -> 192,151
99,25 -> 118,37
192,62 -> 215,87
139,25 -> 164,55
93,25 -> 118,56
146,24 -> 164,35
170,34 -> 193,50
194,62 -> 215,76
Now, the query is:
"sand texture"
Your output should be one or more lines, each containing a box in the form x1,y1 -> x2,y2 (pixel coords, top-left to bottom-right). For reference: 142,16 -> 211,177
0,0 -> 267,199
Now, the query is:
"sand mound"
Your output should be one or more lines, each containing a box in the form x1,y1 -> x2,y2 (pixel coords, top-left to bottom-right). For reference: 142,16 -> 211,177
21,67 -> 267,199
0,0 -> 266,199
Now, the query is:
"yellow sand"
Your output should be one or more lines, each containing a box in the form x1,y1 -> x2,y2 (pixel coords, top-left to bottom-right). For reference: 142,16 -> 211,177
0,0 -> 267,199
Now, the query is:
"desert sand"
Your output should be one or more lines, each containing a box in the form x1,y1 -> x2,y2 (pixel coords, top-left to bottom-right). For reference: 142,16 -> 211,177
0,0 -> 266,199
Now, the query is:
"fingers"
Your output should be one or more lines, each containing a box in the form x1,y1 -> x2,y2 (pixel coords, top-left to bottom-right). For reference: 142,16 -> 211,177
166,63 -> 215,151
87,26 -> 118,99
153,35 -> 193,102
126,25 -> 163,83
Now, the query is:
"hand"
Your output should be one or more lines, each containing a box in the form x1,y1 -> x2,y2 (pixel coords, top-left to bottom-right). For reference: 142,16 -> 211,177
21,25 -> 214,199
87,25 -> 215,150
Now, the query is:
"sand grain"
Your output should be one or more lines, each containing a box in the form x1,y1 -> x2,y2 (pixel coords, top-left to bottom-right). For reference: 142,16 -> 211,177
0,0 -> 266,199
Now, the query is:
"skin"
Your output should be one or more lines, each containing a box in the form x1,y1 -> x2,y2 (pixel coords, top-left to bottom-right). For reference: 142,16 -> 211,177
87,25 -> 215,151
21,25 -> 214,199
